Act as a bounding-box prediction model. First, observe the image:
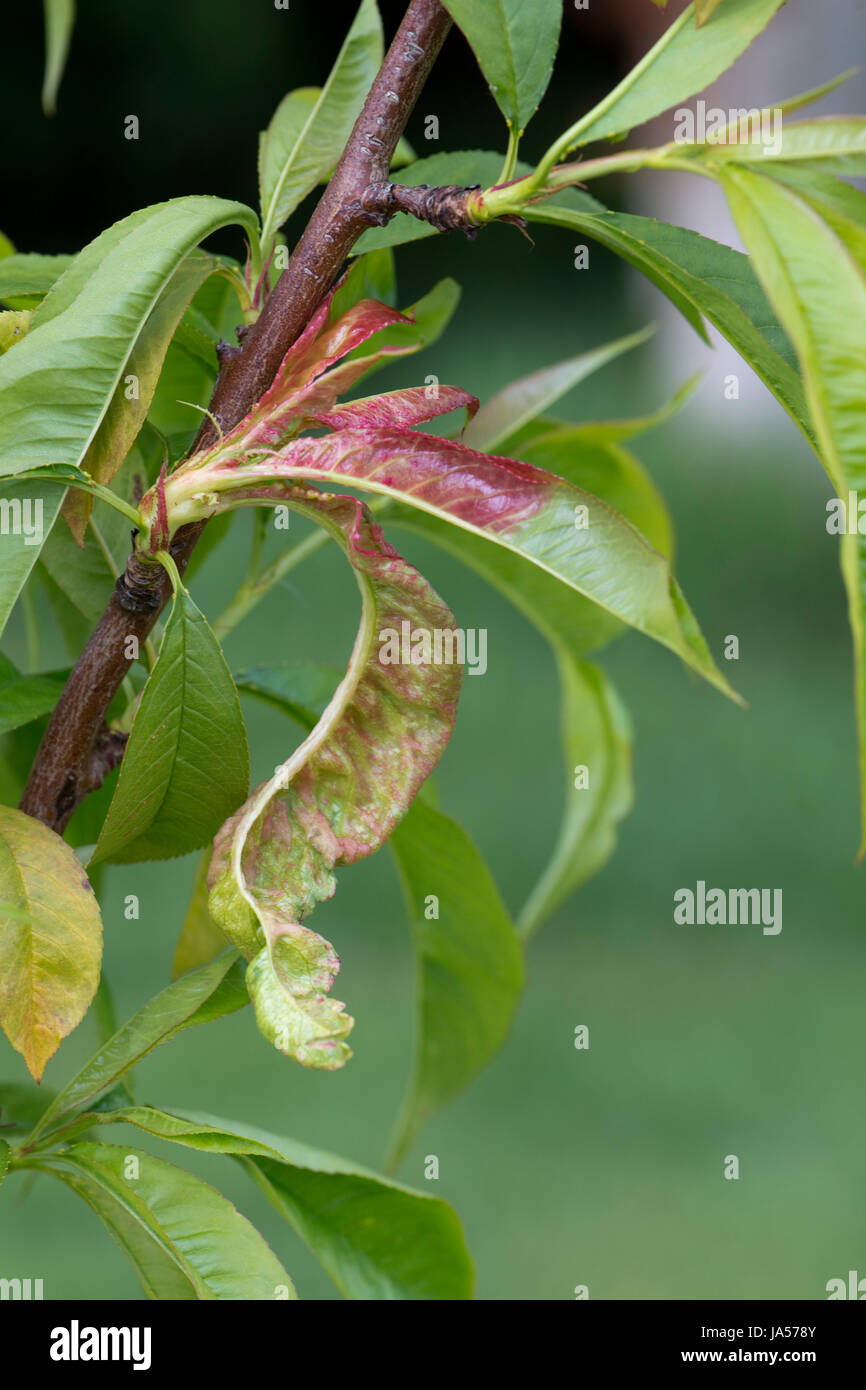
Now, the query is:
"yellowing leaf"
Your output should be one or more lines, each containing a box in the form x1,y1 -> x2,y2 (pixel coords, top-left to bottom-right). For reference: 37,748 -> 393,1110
0,805 -> 101,1079
0,311 -> 31,356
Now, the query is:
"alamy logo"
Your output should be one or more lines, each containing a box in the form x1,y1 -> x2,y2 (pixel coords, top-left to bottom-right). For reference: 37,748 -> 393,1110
674,881 -> 782,935
826,492 -> 866,534
826,1270 -> 866,1299
379,620 -> 487,675
50,1320 -> 152,1371
0,1276 -> 43,1299
673,101 -> 783,157
0,495 -> 43,546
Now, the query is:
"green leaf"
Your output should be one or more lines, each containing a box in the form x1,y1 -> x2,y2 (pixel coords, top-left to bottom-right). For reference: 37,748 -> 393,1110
0,198 -> 258,481
247,1153 -> 472,1300
91,975 -> 121,1047
353,151 -> 604,254
91,584 -> 249,865
0,666 -> 65,735
771,118 -> 866,176
147,339 -> 216,445
234,661 -> 342,732
0,199 -> 257,635
695,0 -> 726,22
66,251 -> 218,542
674,116 -> 866,175
258,88 -> 318,232
27,451 -> 145,633
39,514 -> 118,628
772,68 -> 858,118
0,1136 -> 9,1186
719,167 -> 866,853
171,850 -> 228,978
0,717 -> 44,808
526,206 -> 814,448
762,164 -> 866,250
519,658 -> 633,936
259,0 -> 383,249
0,1081 -> 58,1137
551,373 -> 701,446
330,248 -> 397,320
0,804 -> 101,1080
0,252 -> 73,310
26,949 -> 239,1143
83,1106 -> 286,1157
46,1142 -> 296,1300
557,0 -> 785,150
463,328 -> 655,453
388,799 -> 523,1166
391,133 -> 416,169
441,0 -> 561,133
0,479 -> 64,643
171,959 -> 249,1035
42,0 -> 75,116
76,1107 -> 473,1299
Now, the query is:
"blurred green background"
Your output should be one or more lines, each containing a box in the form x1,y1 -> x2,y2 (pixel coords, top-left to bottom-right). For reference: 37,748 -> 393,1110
2,0 -> 864,1300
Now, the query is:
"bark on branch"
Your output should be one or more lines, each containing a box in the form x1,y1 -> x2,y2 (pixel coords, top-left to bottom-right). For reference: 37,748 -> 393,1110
20,0 -> 453,831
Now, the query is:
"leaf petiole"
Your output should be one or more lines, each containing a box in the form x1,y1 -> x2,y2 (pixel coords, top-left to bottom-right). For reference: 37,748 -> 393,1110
10,466 -> 143,528
153,549 -> 183,596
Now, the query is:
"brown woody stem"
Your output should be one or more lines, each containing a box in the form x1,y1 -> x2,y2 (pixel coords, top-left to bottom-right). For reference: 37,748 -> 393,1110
20,0 -> 453,832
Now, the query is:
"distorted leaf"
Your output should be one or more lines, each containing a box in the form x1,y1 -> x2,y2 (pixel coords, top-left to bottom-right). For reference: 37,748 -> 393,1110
208,493 -> 462,1069
191,424 -> 732,697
